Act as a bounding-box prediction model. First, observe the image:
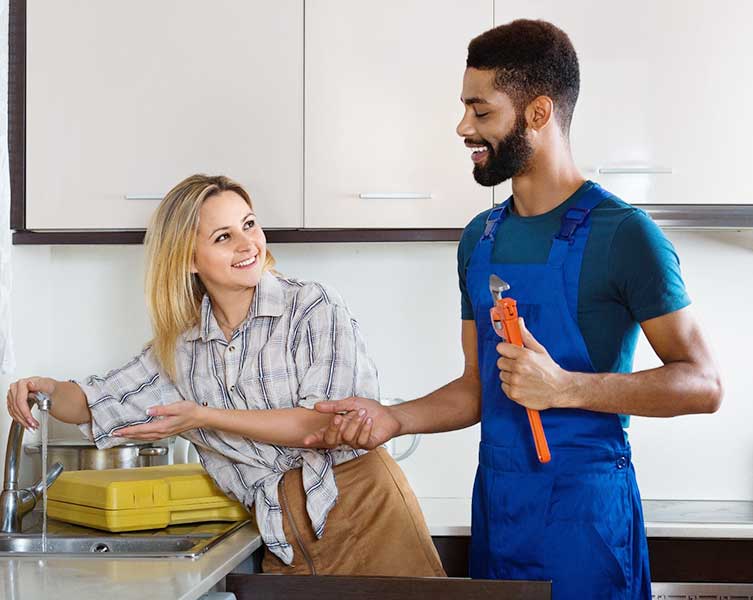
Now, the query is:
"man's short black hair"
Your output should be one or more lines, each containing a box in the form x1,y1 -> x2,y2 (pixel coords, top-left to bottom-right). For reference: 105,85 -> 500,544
467,19 -> 580,134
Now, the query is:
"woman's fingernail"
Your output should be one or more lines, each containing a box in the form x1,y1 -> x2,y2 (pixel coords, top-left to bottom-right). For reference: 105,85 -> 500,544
333,416 -> 341,426
366,418 -> 373,425
358,409 -> 366,417
146,408 -> 154,416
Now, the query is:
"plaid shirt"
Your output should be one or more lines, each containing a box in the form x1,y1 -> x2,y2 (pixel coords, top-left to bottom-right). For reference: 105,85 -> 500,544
77,271 -> 379,565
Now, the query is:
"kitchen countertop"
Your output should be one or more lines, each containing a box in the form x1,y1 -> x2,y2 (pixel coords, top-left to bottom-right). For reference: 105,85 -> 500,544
420,497 -> 753,539
2,498 -> 748,599
0,521 -> 262,600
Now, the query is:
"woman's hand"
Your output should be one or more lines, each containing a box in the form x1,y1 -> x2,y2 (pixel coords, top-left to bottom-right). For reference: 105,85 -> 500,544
113,400 -> 207,440
6,377 -> 57,430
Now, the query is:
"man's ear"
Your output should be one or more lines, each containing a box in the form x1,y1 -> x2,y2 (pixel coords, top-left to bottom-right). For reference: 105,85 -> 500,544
526,95 -> 555,131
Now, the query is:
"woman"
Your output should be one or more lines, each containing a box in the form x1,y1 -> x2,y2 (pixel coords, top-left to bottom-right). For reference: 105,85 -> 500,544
6,174 -> 445,577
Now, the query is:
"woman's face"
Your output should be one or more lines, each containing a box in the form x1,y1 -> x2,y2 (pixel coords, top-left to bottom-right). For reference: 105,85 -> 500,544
192,190 -> 267,294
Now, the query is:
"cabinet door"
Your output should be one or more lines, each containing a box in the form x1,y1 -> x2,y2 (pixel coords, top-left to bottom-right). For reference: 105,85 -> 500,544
305,0 -> 494,229
26,0 -> 303,229
495,0 -> 753,205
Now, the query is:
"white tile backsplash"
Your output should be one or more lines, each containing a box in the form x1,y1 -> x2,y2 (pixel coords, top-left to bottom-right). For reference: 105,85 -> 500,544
2,231 -> 751,501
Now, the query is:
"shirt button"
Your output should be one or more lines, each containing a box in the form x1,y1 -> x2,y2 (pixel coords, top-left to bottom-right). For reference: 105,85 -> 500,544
617,456 -> 627,469
230,385 -> 235,392
228,345 -> 235,352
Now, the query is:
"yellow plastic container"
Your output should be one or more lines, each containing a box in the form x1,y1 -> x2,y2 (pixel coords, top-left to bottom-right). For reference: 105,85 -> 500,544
46,463 -> 249,532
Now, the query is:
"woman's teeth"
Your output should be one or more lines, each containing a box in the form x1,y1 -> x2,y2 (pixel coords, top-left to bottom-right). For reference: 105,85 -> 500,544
232,257 -> 257,268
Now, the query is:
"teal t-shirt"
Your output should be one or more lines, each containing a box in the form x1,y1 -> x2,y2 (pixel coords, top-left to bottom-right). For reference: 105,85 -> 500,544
457,181 -> 691,429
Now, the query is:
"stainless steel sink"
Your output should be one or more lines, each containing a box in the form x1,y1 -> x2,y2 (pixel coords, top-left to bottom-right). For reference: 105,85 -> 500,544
0,512 -> 250,558
0,534 -> 205,554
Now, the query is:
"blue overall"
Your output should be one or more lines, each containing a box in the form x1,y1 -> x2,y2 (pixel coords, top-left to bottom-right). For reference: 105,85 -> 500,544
467,184 -> 651,599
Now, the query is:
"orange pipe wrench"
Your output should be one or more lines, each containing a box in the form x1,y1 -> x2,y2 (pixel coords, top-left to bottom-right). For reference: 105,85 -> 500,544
489,274 -> 551,464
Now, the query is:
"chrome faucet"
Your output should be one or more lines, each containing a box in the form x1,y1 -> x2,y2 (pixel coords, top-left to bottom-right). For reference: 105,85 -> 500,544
0,393 -> 64,533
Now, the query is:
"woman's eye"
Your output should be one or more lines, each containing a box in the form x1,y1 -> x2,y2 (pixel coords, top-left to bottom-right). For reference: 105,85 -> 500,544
243,219 -> 256,230
475,112 -> 489,119
215,233 -> 229,243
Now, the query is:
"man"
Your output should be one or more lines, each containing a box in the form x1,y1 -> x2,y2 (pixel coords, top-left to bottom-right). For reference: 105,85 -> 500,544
305,19 -> 722,599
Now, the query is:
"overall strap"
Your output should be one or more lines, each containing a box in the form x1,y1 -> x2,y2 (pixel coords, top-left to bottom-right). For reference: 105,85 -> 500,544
548,184 -> 612,266
469,199 -> 511,267
481,200 -> 510,241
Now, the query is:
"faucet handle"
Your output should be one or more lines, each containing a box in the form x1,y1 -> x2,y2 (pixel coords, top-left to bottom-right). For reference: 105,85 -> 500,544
30,462 -> 64,500
29,392 -> 52,412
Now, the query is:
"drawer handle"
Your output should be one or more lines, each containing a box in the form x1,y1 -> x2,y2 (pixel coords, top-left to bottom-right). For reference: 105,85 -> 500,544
597,166 -> 673,175
358,193 -> 433,200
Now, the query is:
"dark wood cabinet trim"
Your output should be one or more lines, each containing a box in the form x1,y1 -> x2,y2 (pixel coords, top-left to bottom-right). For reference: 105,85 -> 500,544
12,228 -> 465,245
225,573 -> 551,600
431,535 -> 753,583
8,0 -> 26,230
648,538 -> 753,584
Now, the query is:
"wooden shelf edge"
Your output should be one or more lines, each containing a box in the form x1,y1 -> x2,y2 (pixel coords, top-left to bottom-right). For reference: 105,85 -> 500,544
12,229 -> 466,245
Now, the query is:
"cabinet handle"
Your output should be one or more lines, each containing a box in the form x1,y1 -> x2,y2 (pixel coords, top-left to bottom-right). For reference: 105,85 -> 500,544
358,193 -> 433,200
597,167 -> 673,175
125,195 -> 164,200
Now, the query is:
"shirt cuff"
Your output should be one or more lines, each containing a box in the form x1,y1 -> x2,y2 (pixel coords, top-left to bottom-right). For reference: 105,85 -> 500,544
297,397 -> 319,410
77,421 -> 95,443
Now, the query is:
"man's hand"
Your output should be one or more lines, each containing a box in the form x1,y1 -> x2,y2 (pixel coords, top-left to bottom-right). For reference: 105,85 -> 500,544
303,396 -> 402,449
496,318 -> 574,410
113,400 -> 206,440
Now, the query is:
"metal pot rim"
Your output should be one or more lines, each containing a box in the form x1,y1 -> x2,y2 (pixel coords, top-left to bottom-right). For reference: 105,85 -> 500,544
24,440 -> 165,453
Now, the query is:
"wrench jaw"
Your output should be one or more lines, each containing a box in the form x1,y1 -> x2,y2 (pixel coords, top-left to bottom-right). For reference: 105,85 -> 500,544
489,274 -> 513,341
489,274 -> 511,301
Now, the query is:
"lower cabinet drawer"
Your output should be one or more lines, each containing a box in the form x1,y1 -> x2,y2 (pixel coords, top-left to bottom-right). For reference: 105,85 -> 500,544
432,536 -> 753,583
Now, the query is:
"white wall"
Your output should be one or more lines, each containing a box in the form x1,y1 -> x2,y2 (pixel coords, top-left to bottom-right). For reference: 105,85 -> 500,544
1,230 -> 752,501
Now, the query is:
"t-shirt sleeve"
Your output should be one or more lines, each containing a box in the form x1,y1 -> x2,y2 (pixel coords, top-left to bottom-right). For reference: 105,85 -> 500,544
458,213 -> 488,321
458,236 -> 474,320
609,211 -> 691,323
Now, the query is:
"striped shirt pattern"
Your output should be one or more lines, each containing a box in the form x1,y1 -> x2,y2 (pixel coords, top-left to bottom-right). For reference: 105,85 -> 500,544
77,272 -> 379,565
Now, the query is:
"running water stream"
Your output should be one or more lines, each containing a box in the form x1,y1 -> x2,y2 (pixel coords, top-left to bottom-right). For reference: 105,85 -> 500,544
39,409 -> 49,553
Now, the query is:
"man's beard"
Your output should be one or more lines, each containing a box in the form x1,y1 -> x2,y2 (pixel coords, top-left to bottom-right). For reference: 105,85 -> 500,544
473,114 -> 533,187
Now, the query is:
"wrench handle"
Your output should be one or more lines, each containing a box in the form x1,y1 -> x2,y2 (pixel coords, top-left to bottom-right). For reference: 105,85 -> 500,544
490,300 -> 552,464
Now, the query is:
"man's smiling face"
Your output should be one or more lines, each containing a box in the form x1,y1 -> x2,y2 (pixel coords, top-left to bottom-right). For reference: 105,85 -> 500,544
456,67 -> 534,187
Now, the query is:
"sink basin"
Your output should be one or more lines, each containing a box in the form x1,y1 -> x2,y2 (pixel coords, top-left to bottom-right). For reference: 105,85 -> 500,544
0,534 -> 208,555
0,513 -> 250,558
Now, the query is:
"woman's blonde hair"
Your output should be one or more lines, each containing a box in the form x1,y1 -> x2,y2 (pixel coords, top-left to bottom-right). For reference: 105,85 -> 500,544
144,174 -> 275,380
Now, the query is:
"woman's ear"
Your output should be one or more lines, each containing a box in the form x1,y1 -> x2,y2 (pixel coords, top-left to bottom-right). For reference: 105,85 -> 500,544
190,257 -> 198,274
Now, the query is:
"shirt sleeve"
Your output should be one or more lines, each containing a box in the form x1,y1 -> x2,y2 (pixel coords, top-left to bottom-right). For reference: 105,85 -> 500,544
458,210 -> 489,321
75,346 -> 182,449
292,303 -> 379,409
458,233 -> 474,321
609,210 -> 692,323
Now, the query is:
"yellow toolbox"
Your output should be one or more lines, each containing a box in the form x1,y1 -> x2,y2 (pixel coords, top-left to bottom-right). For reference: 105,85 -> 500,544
46,463 -> 249,532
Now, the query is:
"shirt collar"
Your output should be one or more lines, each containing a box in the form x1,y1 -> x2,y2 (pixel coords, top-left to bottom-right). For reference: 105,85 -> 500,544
186,271 -> 285,342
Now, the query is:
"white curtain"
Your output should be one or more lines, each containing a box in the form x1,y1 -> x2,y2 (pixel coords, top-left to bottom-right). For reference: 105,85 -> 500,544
0,0 -> 15,374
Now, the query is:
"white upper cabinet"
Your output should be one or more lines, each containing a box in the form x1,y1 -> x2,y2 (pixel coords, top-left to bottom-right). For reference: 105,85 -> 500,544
26,0 -> 303,230
495,1 -> 753,205
305,0 -> 494,229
